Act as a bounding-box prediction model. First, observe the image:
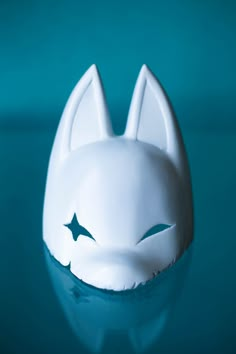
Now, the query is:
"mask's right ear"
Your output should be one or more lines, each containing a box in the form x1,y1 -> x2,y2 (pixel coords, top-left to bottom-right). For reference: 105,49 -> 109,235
52,64 -> 113,162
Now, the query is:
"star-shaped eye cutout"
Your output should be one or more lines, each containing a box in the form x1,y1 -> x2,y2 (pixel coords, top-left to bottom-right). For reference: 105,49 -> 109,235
64,214 -> 95,241
139,224 -> 172,243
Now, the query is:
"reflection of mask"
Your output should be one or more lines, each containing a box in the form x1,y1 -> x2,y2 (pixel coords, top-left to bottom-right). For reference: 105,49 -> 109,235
45,245 -> 192,354
43,64 -> 193,290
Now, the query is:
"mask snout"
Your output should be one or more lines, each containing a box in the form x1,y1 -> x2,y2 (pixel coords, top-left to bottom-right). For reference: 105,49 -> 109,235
71,248 -> 153,291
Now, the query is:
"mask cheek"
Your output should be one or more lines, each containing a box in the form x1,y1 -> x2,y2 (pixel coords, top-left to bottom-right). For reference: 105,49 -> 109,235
47,226 -> 76,267
69,236 -> 99,278
136,225 -> 181,272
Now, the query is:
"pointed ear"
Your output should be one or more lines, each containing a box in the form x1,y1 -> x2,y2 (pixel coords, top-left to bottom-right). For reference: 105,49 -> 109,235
125,65 -> 185,174
54,65 -> 113,160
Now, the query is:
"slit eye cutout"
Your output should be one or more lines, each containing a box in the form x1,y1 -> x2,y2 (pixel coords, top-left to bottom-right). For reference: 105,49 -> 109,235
139,224 -> 172,243
64,213 -> 95,241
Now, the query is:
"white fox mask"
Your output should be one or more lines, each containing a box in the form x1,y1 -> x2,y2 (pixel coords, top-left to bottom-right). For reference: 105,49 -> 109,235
43,64 -> 193,291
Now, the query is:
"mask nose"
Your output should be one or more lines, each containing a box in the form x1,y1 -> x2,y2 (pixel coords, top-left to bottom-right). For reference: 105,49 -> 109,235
77,251 -> 153,291
95,262 -> 151,290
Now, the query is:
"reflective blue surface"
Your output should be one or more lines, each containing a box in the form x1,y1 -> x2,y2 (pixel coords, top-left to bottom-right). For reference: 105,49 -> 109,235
45,244 -> 192,353
0,128 -> 235,353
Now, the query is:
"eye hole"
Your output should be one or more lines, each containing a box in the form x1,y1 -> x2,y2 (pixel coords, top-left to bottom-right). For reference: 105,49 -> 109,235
140,224 -> 172,242
64,213 -> 95,241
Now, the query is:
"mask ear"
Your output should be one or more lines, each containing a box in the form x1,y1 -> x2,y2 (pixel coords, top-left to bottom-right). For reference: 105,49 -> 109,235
125,65 -> 186,176
53,64 -> 113,161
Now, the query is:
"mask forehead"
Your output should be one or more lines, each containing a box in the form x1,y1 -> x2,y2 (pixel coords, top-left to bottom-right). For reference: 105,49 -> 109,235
71,139 -> 180,247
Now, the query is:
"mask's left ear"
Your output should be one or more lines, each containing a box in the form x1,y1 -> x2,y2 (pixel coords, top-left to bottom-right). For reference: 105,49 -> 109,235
52,64 -> 113,161
125,65 -> 187,178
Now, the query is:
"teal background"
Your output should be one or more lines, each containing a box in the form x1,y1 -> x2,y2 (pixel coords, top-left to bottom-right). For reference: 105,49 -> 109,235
0,0 -> 235,131
0,1 -> 236,353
